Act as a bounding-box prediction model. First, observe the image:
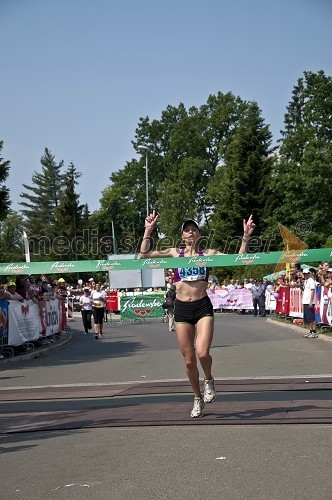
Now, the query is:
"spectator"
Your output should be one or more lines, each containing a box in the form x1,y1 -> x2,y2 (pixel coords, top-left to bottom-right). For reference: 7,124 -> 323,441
208,276 -> 221,291
302,268 -> 318,338
40,282 -> 51,300
0,286 -> 11,300
243,279 -> 252,290
227,279 -> 237,290
251,280 -> 261,317
317,262 -> 332,286
15,275 -> 29,300
258,280 -> 267,317
6,282 -> 24,301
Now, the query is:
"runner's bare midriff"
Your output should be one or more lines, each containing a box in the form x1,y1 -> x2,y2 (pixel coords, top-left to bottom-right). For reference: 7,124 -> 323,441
175,280 -> 208,302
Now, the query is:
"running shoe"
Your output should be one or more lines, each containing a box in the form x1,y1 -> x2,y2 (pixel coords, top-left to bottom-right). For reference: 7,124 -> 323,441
307,332 -> 318,338
303,331 -> 312,338
99,334 -> 104,339
203,377 -> 216,403
190,397 -> 205,418
95,335 -> 99,340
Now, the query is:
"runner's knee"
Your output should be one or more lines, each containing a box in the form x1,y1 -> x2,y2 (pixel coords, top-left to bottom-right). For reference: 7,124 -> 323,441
184,355 -> 197,371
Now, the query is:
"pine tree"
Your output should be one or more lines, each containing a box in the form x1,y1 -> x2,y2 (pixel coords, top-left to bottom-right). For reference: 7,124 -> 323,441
54,163 -> 84,260
0,141 -> 11,221
0,211 -> 26,262
19,148 -> 64,248
270,71 -> 332,247
208,102 -> 275,252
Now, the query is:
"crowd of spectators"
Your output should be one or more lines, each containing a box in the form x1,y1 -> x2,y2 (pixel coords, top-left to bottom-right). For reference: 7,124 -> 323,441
0,275 -> 69,303
272,262 -> 332,293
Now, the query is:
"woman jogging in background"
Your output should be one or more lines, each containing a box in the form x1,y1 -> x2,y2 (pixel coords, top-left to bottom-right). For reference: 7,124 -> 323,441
140,212 -> 255,418
79,288 -> 93,334
91,283 -> 106,340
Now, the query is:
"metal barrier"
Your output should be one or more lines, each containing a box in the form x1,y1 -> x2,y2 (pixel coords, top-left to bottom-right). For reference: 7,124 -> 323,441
0,298 -> 69,360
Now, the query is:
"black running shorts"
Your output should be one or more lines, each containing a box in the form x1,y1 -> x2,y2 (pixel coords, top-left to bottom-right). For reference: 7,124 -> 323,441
174,295 -> 214,325
93,307 -> 105,325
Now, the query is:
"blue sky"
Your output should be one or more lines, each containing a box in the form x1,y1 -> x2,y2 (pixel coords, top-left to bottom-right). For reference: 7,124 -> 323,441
1,0 -> 331,214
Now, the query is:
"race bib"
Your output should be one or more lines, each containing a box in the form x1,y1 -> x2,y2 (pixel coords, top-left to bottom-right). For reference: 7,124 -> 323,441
178,267 -> 207,281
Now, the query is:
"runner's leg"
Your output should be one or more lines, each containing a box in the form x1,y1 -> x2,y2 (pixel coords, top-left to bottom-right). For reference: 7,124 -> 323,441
195,316 -> 214,380
176,323 -> 201,397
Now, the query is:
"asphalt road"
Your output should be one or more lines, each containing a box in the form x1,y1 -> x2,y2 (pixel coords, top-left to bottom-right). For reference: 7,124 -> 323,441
0,313 -> 332,500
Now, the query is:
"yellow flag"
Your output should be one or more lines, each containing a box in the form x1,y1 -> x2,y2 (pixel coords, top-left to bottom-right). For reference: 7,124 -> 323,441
274,224 -> 308,277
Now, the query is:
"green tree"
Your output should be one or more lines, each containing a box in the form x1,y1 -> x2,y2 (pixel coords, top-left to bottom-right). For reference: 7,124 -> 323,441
0,211 -> 26,262
95,92 -> 274,250
19,148 -> 64,251
91,163 -> 145,256
269,70 -> 332,247
207,102 -> 275,251
54,163 -> 84,260
0,140 -> 11,221
134,93 -> 247,240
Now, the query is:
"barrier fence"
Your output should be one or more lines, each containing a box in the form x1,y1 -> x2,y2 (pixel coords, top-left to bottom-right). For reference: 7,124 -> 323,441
275,285 -> 332,326
0,298 -> 68,356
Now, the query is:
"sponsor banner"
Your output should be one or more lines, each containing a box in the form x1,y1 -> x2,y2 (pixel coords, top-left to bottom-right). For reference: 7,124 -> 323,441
45,299 -> 61,336
289,288 -> 303,318
325,288 -> 332,327
106,291 -> 119,311
7,300 -> 42,346
207,288 -> 254,310
315,286 -> 322,323
0,300 -> 9,340
320,286 -> 332,327
120,294 -> 164,320
39,299 -> 63,336
275,286 -> 290,315
0,248 -> 331,274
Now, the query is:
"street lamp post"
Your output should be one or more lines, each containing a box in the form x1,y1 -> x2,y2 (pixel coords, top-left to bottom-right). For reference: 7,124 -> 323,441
137,145 -> 150,216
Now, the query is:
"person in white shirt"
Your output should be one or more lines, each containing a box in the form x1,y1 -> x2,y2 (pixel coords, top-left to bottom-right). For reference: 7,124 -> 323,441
91,283 -> 106,339
226,279 -> 237,290
243,279 -> 253,290
79,288 -> 93,334
302,268 -> 318,338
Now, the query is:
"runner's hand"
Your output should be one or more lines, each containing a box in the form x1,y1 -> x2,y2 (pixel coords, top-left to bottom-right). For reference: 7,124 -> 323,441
243,214 -> 256,237
145,210 -> 159,230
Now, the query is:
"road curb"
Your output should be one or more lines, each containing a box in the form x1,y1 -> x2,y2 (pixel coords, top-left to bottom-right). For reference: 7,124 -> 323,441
267,317 -> 332,342
0,332 -> 73,367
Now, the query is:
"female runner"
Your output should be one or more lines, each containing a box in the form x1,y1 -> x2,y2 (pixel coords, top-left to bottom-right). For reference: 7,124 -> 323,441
140,212 -> 256,418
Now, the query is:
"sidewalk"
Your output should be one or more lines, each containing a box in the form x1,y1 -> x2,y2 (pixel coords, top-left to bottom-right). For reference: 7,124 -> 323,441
0,330 -> 72,366
267,317 -> 332,343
